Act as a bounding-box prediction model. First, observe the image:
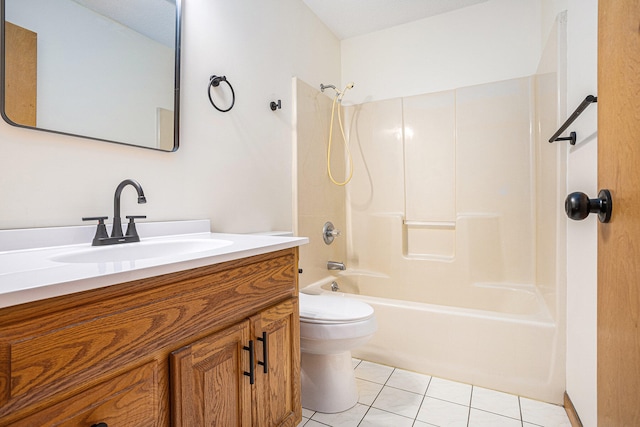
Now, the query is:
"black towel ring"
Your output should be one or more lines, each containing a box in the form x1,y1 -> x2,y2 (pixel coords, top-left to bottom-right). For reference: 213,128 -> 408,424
208,75 -> 235,112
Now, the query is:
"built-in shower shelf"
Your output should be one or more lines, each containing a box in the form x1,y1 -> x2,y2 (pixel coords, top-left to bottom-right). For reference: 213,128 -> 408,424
403,220 -> 456,260
403,220 -> 456,229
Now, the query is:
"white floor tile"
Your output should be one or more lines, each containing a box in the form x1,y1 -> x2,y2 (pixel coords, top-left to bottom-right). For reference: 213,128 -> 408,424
468,408 -> 522,427
356,378 -> 384,405
416,396 -> 469,427
471,386 -> 521,420
351,357 -> 362,369
358,407 -> 415,427
371,386 -> 423,418
426,377 -> 472,406
302,408 -> 315,419
301,358 -> 567,427
520,397 -> 571,427
386,368 -> 432,394
354,361 -> 394,384
311,403 -> 369,427
304,420 -> 331,427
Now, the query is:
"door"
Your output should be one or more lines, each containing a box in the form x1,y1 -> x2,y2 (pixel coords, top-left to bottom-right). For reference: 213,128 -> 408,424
170,321 -> 253,427
251,298 -> 301,427
597,1 -> 640,425
4,22 -> 37,126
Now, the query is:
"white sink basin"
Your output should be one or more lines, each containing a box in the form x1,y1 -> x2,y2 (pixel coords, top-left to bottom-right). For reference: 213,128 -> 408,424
50,238 -> 233,264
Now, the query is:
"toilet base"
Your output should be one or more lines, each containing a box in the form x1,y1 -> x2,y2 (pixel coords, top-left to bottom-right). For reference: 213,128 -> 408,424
301,351 -> 358,413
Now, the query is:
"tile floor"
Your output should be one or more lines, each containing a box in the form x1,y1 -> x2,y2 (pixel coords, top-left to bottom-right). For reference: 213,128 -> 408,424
298,359 -> 572,427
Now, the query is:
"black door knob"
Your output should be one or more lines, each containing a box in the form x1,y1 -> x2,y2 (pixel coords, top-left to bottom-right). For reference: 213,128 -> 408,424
565,189 -> 612,223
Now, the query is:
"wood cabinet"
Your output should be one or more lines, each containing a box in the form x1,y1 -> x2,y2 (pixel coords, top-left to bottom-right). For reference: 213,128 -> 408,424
170,299 -> 299,427
0,248 -> 301,427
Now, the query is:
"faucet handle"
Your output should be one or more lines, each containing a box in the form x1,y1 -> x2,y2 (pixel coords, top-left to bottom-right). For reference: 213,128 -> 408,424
323,221 -> 341,245
83,216 -> 109,244
125,215 -> 146,239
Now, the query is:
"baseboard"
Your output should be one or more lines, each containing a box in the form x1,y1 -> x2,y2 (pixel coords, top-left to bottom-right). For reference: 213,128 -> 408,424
564,392 -> 583,427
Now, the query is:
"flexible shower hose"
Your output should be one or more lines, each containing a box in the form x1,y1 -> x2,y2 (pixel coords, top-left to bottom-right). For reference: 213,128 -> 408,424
327,87 -> 354,186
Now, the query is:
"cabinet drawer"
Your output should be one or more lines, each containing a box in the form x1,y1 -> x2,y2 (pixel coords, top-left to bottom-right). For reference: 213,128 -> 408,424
10,361 -> 159,427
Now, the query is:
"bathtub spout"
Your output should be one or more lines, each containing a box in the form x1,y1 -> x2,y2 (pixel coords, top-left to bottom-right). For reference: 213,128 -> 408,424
327,261 -> 346,271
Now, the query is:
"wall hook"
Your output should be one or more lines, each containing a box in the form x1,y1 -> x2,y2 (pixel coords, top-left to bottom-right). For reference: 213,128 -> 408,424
270,100 -> 282,111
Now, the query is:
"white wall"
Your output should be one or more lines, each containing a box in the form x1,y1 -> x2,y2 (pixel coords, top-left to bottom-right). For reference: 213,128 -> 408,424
0,0 -> 340,233
341,0 -> 542,103
565,0 -> 598,425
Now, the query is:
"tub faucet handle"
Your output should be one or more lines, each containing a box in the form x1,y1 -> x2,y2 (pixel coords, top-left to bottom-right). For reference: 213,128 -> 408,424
323,221 -> 341,245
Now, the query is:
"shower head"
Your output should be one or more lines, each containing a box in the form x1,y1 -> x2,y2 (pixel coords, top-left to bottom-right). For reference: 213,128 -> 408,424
336,82 -> 355,102
321,82 -> 355,103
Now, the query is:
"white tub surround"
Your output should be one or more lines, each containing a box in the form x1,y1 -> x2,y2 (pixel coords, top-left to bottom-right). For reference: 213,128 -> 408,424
0,220 -> 308,308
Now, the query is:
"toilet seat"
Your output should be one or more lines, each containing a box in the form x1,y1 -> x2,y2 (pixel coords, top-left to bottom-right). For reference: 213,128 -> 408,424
299,293 -> 377,341
299,293 -> 374,323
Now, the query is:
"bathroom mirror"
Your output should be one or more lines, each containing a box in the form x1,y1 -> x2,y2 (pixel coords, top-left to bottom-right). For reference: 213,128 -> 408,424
0,0 -> 181,151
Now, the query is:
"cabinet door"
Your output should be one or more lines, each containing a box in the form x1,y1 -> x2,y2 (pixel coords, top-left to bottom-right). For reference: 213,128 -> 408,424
170,321 -> 253,427
252,298 -> 301,427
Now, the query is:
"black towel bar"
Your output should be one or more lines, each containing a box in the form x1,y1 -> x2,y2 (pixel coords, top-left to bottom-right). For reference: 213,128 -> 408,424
549,95 -> 597,145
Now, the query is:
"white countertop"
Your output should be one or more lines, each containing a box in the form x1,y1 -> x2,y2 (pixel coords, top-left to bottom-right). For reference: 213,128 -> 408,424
0,220 -> 308,309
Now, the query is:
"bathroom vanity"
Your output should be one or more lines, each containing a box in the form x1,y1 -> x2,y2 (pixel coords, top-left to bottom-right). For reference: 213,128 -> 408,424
0,222 -> 306,426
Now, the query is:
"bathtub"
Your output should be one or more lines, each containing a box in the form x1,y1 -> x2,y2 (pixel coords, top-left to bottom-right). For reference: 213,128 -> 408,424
301,272 -> 564,404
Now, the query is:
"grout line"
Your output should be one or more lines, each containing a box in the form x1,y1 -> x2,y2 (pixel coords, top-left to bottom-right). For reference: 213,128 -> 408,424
384,383 -> 430,396
466,385 -> 474,426
412,375 -> 432,425
354,362 -> 391,427
519,396 -> 524,427
360,406 -> 416,425
356,408 -> 370,427
471,407 -> 526,422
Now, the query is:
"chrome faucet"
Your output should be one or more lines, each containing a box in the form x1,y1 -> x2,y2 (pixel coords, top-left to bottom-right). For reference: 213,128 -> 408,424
327,261 -> 346,271
83,179 -> 147,246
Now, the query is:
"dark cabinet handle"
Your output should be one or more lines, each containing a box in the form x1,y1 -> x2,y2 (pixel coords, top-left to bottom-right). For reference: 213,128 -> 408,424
243,340 -> 255,384
565,189 -> 612,223
257,331 -> 268,374
91,423 -> 108,427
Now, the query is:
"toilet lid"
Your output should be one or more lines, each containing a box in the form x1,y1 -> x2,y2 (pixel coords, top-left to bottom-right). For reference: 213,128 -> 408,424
299,293 -> 374,322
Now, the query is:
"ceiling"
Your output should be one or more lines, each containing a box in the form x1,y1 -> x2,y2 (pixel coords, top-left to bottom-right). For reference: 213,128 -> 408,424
71,0 -> 176,47
303,0 -> 488,40
70,0 -> 488,47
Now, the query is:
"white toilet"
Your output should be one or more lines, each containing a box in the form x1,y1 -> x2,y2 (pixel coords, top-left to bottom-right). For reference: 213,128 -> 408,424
299,292 -> 377,413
